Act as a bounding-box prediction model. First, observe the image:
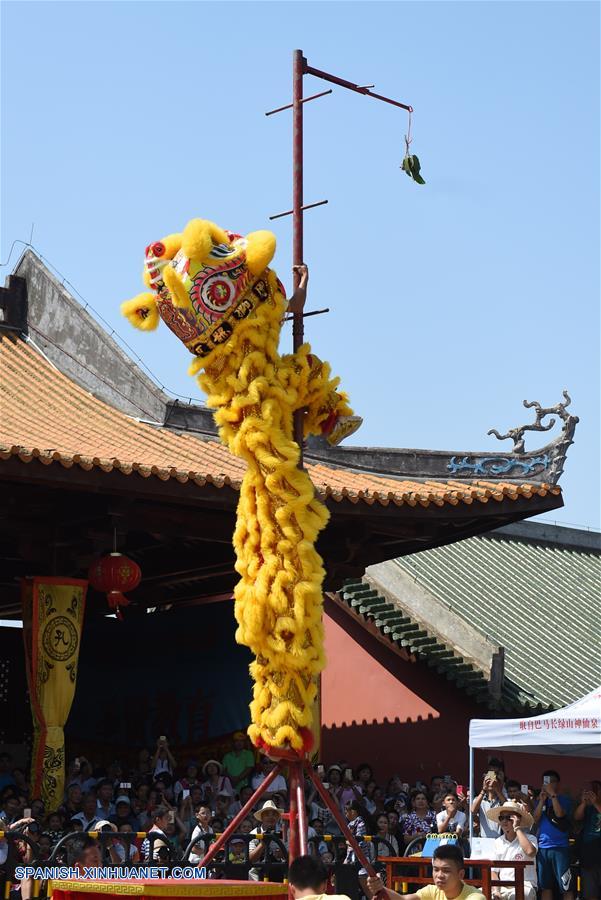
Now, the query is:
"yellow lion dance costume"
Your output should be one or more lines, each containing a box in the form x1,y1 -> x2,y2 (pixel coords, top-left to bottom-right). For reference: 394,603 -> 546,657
122,219 -> 360,754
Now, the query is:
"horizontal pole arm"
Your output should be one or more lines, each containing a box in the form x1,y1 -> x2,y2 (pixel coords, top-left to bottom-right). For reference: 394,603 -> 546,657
305,64 -> 412,112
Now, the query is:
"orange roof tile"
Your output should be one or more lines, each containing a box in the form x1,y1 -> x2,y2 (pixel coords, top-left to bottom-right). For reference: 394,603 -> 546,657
0,333 -> 560,509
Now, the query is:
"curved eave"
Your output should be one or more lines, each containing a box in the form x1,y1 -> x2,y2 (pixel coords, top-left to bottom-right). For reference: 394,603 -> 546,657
0,444 -> 562,516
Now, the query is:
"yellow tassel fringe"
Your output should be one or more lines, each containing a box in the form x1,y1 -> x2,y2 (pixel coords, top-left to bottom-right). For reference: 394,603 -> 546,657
121,226 -> 355,752
198,270 -> 352,751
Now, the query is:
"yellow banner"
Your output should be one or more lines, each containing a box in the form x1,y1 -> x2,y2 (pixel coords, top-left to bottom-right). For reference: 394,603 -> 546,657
22,577 -> 86,809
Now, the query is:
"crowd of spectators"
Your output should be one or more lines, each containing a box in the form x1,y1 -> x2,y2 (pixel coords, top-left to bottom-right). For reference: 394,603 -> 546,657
0,742 -> 599,899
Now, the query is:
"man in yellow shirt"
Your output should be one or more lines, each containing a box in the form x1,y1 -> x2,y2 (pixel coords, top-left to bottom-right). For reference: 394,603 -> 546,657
367,844 -> 486,900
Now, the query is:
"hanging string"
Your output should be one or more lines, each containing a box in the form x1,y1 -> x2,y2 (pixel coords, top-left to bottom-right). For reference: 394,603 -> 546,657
404,109 -> 413,159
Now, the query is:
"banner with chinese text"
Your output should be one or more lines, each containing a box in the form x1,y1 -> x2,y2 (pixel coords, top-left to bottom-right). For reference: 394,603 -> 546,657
22,577 -> 87,808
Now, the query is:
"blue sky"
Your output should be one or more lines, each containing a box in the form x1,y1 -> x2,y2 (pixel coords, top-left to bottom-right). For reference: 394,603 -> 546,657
2,1 -> 599,528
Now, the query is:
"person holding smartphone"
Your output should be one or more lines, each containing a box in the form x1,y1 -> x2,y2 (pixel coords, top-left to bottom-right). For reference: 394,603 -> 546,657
533,770 -> 573,900
174,763 -> 201,802
152,736 -> 176,778
506,781 -> 534,813
471,770 -> 505,837
574,780 -> 601,900
437,793 -> 467,836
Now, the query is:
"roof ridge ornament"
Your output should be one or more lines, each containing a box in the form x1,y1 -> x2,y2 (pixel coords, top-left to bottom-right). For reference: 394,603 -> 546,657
447,392 -> 578,483
488,391 -> 578,455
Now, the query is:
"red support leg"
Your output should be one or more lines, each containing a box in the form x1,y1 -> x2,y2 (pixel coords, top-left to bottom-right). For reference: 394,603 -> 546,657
295,764 -> 308,856
287,760 -> 308,869
304,760 -> 376,876
288,762 -> 300,865
199,763 -> 284,870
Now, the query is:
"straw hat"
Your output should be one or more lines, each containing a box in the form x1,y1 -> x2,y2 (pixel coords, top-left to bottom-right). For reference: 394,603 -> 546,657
486,800 -> 534,830
202,759 -> 223,776
254,799 -> 284,822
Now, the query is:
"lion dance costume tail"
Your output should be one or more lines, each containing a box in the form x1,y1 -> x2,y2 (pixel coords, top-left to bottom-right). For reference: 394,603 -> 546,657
122,219 -> 360,754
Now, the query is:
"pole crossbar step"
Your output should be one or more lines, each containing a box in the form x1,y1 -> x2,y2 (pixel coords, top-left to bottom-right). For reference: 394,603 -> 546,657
270,199 -> 328,221
265,89 -> 333,116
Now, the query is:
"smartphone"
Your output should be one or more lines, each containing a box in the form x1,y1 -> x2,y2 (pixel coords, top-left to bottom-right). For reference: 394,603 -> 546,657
182,789 -> 190,800
159,735 -> 167,742
24,808 -> 32,818
120,782 -> 131,790
521,784 -> 529,795
543,776 -> 551,785
345,768 -> 353,781
457,785 -> 465,796
317,765 -> 325,777
485,770 -> 497,782
168,811 -> 175,824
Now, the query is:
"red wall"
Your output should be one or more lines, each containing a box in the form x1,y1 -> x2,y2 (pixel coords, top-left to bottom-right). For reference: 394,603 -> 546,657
321,598 -> 599,791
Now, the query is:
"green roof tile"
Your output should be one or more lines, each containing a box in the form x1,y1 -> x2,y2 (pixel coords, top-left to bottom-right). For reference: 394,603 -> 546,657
337,524 -> 600,713
393,529 -> 601,709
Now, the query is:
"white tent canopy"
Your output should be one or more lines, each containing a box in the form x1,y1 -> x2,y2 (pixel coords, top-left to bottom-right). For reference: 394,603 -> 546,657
469,685 -> 601,757
468,687 -> 601,845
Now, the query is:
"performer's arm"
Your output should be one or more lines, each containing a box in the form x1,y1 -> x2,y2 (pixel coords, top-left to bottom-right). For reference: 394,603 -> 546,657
288,264 -> 308,314
367,874 -> 419,900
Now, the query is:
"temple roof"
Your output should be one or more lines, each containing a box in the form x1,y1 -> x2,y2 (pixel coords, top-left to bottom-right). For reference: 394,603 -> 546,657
0,332 -> 561,511
1,250 -> 577,498
338,521 -> 600,713
0,250 -> 572,619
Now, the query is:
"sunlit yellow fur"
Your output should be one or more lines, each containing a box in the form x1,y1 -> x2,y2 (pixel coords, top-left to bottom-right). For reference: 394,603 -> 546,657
122,224 -> 353,751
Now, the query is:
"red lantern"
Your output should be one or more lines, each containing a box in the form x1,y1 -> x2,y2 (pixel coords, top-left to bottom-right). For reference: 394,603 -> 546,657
88,552 -> 141,619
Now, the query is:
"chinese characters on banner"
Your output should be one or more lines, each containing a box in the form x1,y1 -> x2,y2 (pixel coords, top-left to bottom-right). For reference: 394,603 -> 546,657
22,577 -> 87,809
519,717 -> 599,731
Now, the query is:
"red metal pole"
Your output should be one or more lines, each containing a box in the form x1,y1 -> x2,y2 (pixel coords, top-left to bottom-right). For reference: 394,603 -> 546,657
288,761 -> 300,865
295,765 -> 308,856
198,763 -> 283,870
292,48 -> 305,461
